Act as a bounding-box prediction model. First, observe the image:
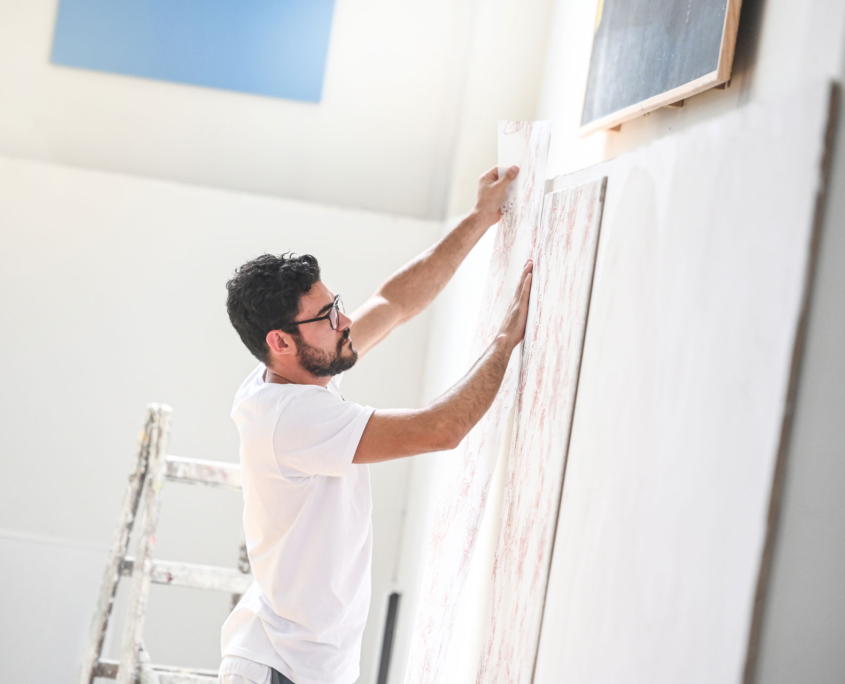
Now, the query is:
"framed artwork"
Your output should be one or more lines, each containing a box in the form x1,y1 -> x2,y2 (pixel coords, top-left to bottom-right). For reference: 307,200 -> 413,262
580,0 -> 742,134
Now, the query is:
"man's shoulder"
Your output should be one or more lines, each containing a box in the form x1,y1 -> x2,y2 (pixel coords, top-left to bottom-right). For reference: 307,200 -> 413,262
232,365 -> 305,425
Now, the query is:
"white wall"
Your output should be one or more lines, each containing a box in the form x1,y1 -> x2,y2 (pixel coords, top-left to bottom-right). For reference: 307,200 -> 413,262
0,0 -> 478,219
0,155 -> 440,682
444,0 -> 556,217
0,534 -> 107,684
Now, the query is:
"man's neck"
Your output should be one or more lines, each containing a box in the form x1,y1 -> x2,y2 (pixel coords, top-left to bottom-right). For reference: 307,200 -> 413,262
264,365 -> 331,388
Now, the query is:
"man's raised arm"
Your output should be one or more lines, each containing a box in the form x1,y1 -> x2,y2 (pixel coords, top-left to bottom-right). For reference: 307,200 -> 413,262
353,260 -> 532,464
349,166 -> 519,357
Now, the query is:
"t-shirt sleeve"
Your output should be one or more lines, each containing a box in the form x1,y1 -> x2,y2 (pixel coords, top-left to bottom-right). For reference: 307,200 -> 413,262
272,386 -> 374,477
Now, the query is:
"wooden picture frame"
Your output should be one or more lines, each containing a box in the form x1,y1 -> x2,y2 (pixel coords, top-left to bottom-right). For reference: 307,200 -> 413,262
579,0 -> 743,136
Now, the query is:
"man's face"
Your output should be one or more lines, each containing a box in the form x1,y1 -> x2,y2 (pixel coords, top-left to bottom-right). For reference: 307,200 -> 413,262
292,281 -> 358,377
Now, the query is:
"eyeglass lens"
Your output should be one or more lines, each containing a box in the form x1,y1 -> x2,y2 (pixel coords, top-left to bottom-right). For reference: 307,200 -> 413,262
330,297 -> 344,330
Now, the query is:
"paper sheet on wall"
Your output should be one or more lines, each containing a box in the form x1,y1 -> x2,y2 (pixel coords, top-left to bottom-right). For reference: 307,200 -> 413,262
404,120 -> 552,684
476,179 -> 607,683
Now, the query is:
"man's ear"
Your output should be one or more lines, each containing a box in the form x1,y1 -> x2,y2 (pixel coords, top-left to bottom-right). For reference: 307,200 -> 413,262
266,329 -> 297,356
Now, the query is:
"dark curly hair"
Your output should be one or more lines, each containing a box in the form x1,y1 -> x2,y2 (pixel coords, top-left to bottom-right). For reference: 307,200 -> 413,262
226,253 -> 321,363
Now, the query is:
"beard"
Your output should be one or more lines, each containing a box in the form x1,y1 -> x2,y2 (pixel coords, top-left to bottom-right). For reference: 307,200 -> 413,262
296,329 -> 359,377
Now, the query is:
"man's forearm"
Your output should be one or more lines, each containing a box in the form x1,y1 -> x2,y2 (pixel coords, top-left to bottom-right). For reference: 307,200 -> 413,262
427,334 -> 514,450
376,211 -> 491,323
352,336 -> 514,463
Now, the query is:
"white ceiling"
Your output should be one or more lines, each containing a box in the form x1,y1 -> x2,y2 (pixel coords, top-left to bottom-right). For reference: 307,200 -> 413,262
0,0 -> 480,219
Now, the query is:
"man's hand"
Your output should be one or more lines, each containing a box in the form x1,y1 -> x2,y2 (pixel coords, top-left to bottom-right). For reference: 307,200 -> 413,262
497,260 -> 534,350
474,165 -> 520,227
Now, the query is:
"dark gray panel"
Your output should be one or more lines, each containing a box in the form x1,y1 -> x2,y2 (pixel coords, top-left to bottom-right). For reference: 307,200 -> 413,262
582,0 -> 728,125
377,592 -> 401,684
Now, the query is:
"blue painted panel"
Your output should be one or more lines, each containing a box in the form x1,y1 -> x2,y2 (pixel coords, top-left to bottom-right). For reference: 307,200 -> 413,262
51,0 -> 336,102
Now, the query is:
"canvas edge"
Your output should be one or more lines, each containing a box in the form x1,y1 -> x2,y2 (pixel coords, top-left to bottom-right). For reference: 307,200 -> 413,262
740,81 -> 841,684
528,176 -> 609,684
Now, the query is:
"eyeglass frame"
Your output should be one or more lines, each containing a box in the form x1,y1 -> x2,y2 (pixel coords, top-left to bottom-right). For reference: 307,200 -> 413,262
287,294 -> 345,331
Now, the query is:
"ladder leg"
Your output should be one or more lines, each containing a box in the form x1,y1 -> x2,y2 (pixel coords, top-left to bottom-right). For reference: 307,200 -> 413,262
78,406 -> 159,684
138,642 -> 162,684
230,538 -> 251,611
116,404 -> 173,684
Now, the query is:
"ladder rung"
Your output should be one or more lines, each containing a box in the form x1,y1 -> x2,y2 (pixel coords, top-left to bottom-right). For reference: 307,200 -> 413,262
120,557 -> 253,594
164,455 -> 241,490
96,660 -> 218,682
95,660 -> 119,678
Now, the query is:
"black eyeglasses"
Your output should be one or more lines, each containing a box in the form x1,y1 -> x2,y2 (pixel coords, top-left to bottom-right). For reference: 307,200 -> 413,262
289,294 -> 345,330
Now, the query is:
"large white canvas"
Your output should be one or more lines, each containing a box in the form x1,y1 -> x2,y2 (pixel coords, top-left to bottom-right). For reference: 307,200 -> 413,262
478,179 -> 606,683
405,120 -> 552,684
534,83 -> 835,683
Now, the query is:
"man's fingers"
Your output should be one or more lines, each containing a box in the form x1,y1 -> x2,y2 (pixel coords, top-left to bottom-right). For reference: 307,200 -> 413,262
514,262 -> 531,298
521,272 -> 533,302
495,166 -> 519,185
481,166 -> 500,182
512,268 -> 533,312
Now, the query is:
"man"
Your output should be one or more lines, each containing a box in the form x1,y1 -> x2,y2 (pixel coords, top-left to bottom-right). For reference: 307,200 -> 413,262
220,166 -> 532,684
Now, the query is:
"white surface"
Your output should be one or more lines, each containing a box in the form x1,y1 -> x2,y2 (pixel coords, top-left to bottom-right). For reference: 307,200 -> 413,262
0,155 -> 438,680
0,533 -> 106,684
479,180 -> 605,683
405,121 -> 551,684
0,0 -> 564,223
535,0 -> 845,680
0,0 -> 550,221
445,0 -> 556,217
387,0 -> 845,679
751,47 -> 845,684
388,220 -> 497,684
0,0 -> 478,218
534,84 -> 832,684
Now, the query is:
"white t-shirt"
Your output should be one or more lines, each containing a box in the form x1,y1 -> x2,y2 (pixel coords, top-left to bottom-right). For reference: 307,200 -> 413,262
221,364 -> 375,684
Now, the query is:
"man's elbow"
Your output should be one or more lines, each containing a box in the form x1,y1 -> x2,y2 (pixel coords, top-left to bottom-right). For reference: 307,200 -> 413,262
440,433 -> 463,451
428,418 -> 465,452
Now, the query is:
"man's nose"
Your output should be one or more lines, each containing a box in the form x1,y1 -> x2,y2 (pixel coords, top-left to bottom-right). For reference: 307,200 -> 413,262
337,312 -> 352,331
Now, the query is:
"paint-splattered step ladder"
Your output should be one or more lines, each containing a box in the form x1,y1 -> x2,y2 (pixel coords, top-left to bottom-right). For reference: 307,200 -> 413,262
78,404 -> 252,684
